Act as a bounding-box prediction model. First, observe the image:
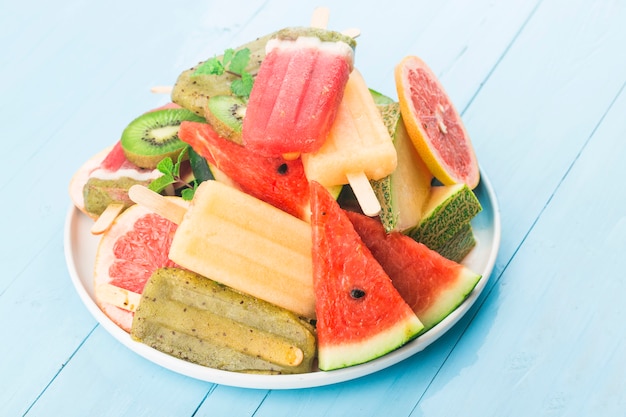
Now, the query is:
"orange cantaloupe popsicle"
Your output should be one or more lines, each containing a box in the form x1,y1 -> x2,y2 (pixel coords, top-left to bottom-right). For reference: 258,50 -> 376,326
302,68 -> 398,216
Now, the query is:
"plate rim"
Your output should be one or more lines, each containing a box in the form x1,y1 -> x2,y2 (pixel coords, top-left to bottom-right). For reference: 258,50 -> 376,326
63,169 -> 501,390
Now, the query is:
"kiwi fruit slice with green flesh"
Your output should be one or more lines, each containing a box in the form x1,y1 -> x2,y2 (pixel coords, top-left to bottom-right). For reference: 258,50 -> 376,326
121,108 -> 204,169
205,95 -> 246,144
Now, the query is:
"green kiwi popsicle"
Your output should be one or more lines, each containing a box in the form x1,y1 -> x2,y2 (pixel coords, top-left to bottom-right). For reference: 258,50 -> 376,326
130,267 -> 317,374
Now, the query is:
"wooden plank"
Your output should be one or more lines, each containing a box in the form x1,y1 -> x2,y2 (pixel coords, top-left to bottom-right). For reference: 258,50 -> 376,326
419,80 -> 626,416
0,240 -> 97,416
465,0 -> 626,260
24,327 -> 211,416
195,385 -> 270,416
414,0 -> 626,414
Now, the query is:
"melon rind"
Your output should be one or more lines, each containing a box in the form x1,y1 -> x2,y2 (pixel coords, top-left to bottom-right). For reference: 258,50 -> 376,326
318,313 -> 423,371
417,267 -> 481,332
372,102 -> 432,233
408,183 -> 481,252
437,222 -> 476,262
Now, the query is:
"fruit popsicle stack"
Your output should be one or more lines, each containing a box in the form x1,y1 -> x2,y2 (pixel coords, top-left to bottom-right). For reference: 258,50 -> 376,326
242,26 -> 356,157
302,68 -> 398,216
129,180 -> 316,319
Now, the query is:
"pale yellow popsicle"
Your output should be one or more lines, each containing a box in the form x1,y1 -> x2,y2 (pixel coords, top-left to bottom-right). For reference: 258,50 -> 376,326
129,181 -> 316,318
301,68 -> 397,216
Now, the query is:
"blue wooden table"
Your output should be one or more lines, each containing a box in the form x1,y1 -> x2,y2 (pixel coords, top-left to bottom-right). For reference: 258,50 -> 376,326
2,0 -> 625,415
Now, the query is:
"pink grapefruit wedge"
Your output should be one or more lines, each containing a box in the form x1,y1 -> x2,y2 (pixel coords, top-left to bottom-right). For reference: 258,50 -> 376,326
93,197 -> 188,332
395,55 -> 480,189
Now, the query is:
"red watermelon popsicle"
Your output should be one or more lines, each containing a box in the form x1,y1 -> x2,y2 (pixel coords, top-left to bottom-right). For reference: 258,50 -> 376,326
242,27 -> 356,157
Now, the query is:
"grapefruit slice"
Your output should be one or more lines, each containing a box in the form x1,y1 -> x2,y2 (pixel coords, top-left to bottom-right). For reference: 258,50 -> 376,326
310,181 -> 423,371
93,198 -> 188,332
395,55 -> 480,189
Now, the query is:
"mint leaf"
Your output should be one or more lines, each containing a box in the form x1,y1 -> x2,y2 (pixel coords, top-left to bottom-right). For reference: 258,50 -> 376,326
156,157 -> 175,175
148,146 -> 201,197
191,47 -> 254,99
173,146 -> 189,177
181,187 -> 196,201
148,174 -> 175,193
222,48 -> 235,68
229,48 -> 251,75
231,71 -> 255,98
193,57 -> 224,76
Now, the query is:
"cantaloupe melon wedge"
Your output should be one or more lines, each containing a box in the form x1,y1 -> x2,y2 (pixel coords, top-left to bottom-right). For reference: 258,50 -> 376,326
407,183 -> 482,260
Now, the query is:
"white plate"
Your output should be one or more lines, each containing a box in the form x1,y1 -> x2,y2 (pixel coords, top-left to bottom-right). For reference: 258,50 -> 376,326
64,170 -> 501,390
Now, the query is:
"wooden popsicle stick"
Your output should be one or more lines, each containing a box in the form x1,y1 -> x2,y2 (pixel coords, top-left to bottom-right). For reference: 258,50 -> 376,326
342,28 -> 360,39
340,25 -> 383,217
346,172 -> 382,217
310,6 -> 330,28
128,184 -> 187,225
150,85 -> 173,94
90,203 -> 125,235
96,283 -> 142,312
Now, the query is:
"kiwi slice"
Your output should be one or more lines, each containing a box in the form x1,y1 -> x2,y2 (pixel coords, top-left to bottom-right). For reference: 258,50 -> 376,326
204,95 -> 246,144
120,108 -> 204,169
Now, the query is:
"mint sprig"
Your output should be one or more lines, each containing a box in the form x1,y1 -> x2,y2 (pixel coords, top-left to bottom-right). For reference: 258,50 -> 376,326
192,47 -> 254,98
148,146 -> 198,201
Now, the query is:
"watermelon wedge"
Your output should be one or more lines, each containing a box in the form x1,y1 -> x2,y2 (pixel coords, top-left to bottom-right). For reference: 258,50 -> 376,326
178,121 -> 311,220
345,210 -> 482,332
310,181 -> 424,371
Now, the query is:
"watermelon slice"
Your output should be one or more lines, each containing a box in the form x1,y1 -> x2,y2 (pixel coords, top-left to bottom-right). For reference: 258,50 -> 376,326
345,210 -> 482,332
310,181 -> 424,371
178,121 -> 311,220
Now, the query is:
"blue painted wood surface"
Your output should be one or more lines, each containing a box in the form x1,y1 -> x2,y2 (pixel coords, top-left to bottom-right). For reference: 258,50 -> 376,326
2,0 -> 625,415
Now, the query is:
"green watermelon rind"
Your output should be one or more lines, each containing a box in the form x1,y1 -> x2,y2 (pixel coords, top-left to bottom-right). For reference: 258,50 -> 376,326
418,268 -> 482,333
318,314 -> 424,371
